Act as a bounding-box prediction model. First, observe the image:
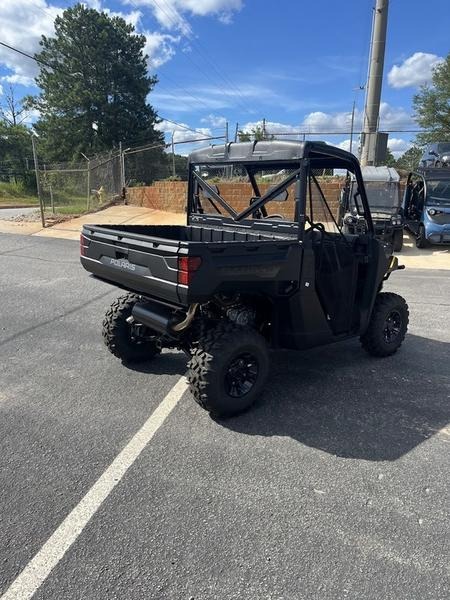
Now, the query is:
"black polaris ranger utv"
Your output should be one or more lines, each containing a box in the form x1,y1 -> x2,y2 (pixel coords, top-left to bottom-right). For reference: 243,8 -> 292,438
80,141 -> 408,417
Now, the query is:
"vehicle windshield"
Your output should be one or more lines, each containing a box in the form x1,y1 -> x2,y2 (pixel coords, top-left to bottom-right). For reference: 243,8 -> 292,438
350,181 -> 399,212
191,162 -> 301,221
437,143 -> 450,153
426,179 -> 450,206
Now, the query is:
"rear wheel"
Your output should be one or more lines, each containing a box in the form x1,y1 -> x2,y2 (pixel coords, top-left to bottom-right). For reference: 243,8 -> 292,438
393,228 -> 404,252
102,293 -> 161,363
361,292 -> 409,357
188,322 -> 269,417
416,224 -> 430,249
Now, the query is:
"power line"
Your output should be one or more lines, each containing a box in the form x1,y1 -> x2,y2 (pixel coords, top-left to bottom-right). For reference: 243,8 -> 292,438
155,0 -> 253,112
0,38 -> 224,139
0,40 -> 53,70
128,0 -> 253,115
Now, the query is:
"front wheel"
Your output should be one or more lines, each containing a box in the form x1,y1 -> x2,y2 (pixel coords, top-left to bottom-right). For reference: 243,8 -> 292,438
188,323 -> 269,417
361,292 -> 409,357
416,224 -> 430,249
102,293 -> 161,363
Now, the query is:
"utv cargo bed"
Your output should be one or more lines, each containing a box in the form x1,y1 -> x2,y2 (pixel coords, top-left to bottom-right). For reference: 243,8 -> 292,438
80,223 -> 301,307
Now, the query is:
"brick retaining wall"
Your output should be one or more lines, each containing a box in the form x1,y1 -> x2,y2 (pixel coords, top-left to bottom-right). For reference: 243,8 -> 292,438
126,179 -> 345,218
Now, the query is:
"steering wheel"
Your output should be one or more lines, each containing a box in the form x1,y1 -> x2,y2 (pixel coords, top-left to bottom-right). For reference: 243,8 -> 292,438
265,214 -> 285,220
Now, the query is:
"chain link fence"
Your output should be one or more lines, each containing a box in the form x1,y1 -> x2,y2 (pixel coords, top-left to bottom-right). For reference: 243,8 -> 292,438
37,151 -> 123,223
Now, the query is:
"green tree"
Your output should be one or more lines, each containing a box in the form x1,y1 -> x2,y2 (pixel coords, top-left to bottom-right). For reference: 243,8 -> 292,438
0,120 -> 35,188
27,3 -> 164,162
413,54 -> 450,145
384,148 -> 397,167
238,124 -> 274,142
395,146 -> 423,171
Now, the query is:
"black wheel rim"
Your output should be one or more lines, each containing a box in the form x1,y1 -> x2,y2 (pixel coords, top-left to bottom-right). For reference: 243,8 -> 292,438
225,353 -> 259,398
383,309 -> 402,343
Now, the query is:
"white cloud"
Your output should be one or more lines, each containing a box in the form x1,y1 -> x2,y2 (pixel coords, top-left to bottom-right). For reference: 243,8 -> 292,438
0,1 -> 61,80
337,139 -> 358,155
201,114 -> 227,128
83,0 -> 102,9
0,84 -> 3,96
123,0 -> 242,36
295,103 -> 414,133
239,120 -> 300,136
387,138 -> 411,152
239,104 -> 414,139
388,52 -> 444,89
108,9 -> 142,27
0,1 -> 173,83
1,74 -> 36,87
143,32 -> 180,69
387,138 -> 412,159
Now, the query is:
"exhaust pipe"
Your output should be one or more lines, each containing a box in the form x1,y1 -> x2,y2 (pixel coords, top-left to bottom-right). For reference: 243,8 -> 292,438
131,301 -> 198,337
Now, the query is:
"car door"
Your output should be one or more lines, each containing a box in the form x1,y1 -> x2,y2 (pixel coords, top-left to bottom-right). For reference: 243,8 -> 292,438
305,167 -> 367,335
403,173 -> 425,234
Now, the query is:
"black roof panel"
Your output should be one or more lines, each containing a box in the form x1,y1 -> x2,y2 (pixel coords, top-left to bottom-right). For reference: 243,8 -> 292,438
188,139 -> 347,164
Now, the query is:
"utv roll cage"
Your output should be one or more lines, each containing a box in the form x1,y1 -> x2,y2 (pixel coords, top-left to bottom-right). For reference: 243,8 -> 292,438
187,140 -> 374,238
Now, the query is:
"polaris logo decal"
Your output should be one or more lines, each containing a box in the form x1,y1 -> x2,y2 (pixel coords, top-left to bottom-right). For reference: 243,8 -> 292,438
109,257 -> 136,271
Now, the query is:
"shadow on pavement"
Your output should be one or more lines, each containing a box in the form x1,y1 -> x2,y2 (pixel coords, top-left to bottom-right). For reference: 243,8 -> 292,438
217,333 -> 450,461
125,349 -> 187,376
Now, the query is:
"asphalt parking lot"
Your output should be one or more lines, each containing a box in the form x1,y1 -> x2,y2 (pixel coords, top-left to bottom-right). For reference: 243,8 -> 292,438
0,232 -> 449,600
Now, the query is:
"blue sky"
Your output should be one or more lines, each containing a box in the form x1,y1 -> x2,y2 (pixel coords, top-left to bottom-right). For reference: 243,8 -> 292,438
0,0 -> 449,157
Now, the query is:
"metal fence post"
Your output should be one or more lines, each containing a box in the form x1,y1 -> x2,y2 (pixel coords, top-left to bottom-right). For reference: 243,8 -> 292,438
81,153 -> 91,210
86,159 -> 91,209
49,185 -> 55,214
171,133 -> 176,178
31,135 -> 45,228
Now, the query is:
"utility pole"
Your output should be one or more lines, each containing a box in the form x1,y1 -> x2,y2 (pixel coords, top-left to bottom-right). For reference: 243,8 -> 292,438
31,135 -> 45,228
234,122 -> 239,142
262,118 -> 267,140
225,121 -> 229,144
360,0 -> 389,166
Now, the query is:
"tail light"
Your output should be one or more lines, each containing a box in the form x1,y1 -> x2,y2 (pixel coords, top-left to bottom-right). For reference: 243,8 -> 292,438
80,233 -> 90,256
178,256 -> 202,285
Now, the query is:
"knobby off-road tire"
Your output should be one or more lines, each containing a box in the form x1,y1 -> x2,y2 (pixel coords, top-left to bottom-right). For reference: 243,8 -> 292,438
188,322 -> 269,418
360,292 -> 409,358
102,293 -> 161,363
416,224 -> 430,249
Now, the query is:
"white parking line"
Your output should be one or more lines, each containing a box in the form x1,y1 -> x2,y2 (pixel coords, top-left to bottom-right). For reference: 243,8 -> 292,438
1,376 -> 188,600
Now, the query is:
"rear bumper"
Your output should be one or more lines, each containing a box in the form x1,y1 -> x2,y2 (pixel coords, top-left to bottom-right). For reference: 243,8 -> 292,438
80,255 -> 186,306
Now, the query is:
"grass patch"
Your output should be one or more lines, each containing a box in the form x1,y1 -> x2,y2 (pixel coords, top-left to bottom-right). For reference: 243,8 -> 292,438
50,203 -> 89,215
0,181 -> 38,206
